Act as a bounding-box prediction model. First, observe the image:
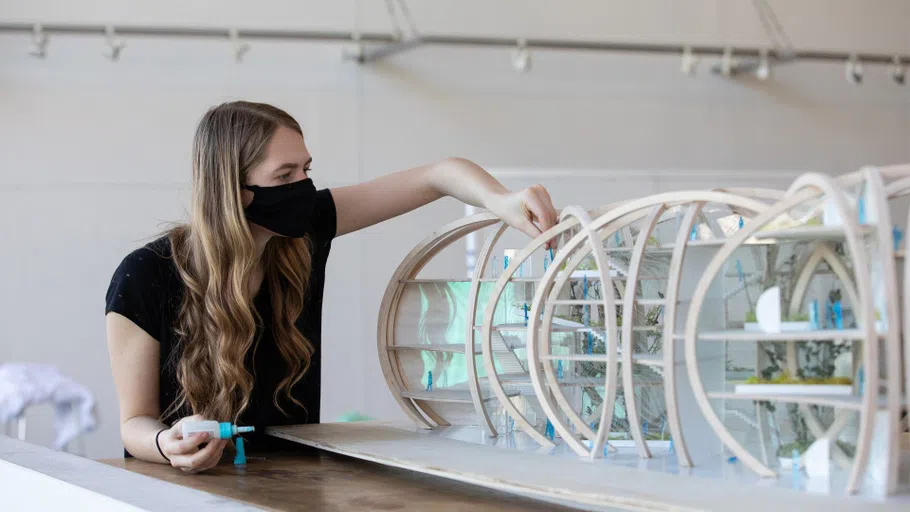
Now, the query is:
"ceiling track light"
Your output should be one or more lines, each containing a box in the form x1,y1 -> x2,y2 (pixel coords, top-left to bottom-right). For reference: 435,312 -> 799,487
511,38 -> 531,73
720,46 -> 734,77
29,23 -> 48,59
680,46 -> 698,76
755,48 -> 771,80
229,28 -> 250,63
104,25 -> 126,61
845,53 -> 863,85
891,56 -> 906,85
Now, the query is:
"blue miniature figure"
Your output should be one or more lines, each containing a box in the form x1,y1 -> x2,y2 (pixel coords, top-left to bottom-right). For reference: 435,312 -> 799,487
833,300 -> 843,329
893,225 -> 903,252
738,216 -> 744,229
809,299 -> 819,330
545,419 -> 555,440
426,371 -> 433,392
557,360 -> 564,380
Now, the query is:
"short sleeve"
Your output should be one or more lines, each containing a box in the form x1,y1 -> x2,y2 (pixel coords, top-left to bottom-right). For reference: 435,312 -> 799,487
310,188 -> 337,244
105,246 -> 167,343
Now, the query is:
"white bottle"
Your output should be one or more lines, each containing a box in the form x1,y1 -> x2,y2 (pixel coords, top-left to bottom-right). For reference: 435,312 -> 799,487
181,420 -> 254,440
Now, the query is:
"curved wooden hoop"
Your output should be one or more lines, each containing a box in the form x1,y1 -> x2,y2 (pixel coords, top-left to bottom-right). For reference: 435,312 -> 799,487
683,172 -> 877,494
535,210 -> 652,447
661,203 -> 706,467
560,206 -> 621,459
620,205 -> 666,459
712,187 -> 787,203
524,208 -> 647,456
377,213 -> 498,429
861,167 -> 904,494
905,203 -> 910,460
884,176 -> 910,198
481,215 -> 586,449
465,222 -> 509,436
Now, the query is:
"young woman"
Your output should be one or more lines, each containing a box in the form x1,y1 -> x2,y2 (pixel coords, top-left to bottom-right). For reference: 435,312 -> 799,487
105,101 -> 558,473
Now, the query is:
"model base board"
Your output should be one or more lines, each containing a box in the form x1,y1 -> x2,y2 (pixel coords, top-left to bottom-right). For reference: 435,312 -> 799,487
266,422 -> 910,511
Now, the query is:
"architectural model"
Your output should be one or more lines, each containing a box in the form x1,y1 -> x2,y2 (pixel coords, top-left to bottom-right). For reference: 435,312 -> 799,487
376,165 -> 910,496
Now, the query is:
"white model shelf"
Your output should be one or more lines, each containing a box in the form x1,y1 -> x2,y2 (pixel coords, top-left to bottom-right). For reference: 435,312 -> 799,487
398,278 -> 473,284
401,388 -> 519,404
752,225 -> 876,241
733,384 -> 852,396
694,329 -> 874,342
540,352 -> 664,366
497,373 -> 614,387
707,391 -> 884,410
388,344 -> 482,354
547,298 -> 666,306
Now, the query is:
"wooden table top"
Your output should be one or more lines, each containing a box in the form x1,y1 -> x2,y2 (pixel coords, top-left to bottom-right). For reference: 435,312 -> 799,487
100,447 -> 576,511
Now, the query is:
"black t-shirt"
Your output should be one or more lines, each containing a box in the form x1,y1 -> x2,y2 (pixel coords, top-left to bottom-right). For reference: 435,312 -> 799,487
105,189 -> 336,454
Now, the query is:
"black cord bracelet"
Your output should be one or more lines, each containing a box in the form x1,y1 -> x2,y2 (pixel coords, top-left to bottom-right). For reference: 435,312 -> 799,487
155,429 -> 170,463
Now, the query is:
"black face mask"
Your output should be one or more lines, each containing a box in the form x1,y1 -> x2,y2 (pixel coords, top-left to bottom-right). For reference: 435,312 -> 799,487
242,178 -> 317,238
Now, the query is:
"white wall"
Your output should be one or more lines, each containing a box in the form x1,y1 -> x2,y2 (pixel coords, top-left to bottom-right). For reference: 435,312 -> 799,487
1,1 -> 908,458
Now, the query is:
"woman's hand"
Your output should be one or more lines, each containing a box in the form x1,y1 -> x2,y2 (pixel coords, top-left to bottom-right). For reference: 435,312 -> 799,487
158,415 -> 228,473
483,185 -> 559,249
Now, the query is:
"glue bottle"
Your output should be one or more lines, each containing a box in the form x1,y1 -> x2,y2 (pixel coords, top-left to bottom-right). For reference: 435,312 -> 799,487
182,420 -> 255,440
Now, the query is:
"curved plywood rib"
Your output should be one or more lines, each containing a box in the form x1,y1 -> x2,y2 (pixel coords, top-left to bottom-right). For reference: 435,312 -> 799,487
465,222 -> 509,436
863,167 -> 905,494
480,216 -> 586,449
620,205 -> 666,459
525,207 -> 621,457
378,214 -> 499,430
562,206 -> 619,459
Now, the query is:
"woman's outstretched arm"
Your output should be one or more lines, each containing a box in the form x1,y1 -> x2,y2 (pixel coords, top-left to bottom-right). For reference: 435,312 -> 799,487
330,157 -> 559,247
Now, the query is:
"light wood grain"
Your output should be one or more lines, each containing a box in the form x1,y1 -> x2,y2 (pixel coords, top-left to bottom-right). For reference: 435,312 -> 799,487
100,445 -> 563,511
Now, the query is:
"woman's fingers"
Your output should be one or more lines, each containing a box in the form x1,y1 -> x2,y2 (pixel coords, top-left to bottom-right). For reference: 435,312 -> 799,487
172,438 -> 227,473
168,431 -> 210,455
197,439 -> 228,471
522,191 -> 556,247
530,184 -> 559,225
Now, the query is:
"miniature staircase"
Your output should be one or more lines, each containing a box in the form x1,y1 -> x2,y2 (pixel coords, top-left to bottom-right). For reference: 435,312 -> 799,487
490,331 -> 527,375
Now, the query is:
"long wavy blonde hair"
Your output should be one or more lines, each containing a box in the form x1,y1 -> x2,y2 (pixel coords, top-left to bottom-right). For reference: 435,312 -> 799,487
164,101 -> 314,424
